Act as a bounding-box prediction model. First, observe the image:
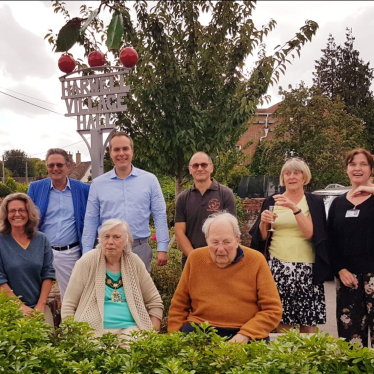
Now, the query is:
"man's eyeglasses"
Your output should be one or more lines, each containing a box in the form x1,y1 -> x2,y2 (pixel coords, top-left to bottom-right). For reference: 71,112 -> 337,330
189,163 -> 211,170
8,209 -> 27,215
47,163 -> 66,169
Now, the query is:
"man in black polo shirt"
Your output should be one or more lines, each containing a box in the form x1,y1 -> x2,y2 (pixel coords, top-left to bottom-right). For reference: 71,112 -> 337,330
175,152 -> 237,268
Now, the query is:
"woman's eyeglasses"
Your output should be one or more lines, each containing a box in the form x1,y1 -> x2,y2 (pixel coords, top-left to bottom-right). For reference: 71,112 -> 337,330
189,163 -> 211,170
8,209 -> 27,215
47,163 -> 66,169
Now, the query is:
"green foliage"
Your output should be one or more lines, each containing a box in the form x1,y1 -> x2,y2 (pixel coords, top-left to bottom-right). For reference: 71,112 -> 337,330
5,177 -> 17,192
16,183 -> 29,194
106,11 -> 124,50
1,292 -> 374,374
213,148 -> 250,192
260,83 -> 364,189
34,160 -> 48,177
313,29 -> 374,150
55,17 -> 82,52
48,1 -> 319,193
249,141 -> 268,176
0,183 -> 11,197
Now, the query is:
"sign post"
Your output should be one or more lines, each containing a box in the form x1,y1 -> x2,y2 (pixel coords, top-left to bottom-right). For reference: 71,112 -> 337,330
59,66 -> 130,178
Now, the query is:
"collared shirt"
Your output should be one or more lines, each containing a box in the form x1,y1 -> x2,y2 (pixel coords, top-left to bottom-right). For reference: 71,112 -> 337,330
232,245 -> 244,264
40,178 -> 78,246
175,178 -> 237,249
82,166 -> 169,254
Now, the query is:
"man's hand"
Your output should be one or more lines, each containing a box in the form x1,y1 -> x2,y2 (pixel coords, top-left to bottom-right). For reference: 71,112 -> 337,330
156,251 -> 168,266
20,304 -> 34,316
228,333 -> 250,344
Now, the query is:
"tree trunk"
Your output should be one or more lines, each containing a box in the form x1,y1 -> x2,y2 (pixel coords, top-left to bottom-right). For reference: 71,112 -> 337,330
175,175 -> 184,198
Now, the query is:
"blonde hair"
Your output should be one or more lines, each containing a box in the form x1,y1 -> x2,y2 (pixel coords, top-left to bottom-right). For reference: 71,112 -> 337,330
280,158 -> 311,186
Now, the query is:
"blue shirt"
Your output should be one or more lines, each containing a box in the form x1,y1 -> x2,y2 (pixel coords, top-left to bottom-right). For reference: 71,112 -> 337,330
82,166 -> 169,254
40,179 -> 78,246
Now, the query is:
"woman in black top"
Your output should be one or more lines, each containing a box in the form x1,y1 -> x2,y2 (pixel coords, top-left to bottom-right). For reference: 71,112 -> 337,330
328,148 -> 374,348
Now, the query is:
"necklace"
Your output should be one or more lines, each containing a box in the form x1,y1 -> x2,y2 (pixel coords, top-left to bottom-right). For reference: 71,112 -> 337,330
105,271 -> 123,303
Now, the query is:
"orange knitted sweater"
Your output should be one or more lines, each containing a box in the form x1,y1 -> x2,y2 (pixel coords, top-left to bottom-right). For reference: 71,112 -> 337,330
167,246 -> 282,340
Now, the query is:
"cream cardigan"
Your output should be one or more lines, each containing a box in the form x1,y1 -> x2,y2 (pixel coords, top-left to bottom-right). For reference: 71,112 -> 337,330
61,246 -> 164,337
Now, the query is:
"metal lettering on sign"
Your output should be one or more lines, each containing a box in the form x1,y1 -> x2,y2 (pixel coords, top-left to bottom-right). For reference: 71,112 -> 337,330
59,66 -> 131,178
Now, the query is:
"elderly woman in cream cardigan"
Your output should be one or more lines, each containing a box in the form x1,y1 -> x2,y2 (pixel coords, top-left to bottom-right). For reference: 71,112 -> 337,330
62,219 -> 163,339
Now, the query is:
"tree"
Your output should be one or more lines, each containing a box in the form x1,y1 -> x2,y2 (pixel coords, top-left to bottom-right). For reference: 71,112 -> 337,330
48,1 -> 318,195
260,83 -> 364,189
34,160 -> 48,178
5,177 -> 17,193
3,150 -> 27,178
313,29 -> 374,150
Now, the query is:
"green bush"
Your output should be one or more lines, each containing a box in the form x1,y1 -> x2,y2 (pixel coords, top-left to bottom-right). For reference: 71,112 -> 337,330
5,177 -> 17,192
0,183 -> 11,197
16,182 -> 29,193
1,292 -> 374,374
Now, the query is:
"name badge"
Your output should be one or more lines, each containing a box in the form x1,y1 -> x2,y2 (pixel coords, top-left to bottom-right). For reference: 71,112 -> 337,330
346,209 -> 360,217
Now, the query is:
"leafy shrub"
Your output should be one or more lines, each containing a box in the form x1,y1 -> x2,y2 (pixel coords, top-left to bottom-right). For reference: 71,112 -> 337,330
0,183 -> 11,197
16,182 -> 29,193
5,177 -> 17,192
1,294 -> 374,374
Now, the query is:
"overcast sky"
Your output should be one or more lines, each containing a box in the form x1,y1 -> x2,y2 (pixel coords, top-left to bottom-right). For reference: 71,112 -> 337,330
1,1 -> 374,162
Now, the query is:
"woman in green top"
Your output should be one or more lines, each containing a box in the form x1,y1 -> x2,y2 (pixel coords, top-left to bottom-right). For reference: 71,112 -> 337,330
62,219 -> 163,339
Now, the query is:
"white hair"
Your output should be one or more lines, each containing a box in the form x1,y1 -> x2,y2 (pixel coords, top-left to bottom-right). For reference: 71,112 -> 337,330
98,218 -> 133,253
202,212 -> 241,238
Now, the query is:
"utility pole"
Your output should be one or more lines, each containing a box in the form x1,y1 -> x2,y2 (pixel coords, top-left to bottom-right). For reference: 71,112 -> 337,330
25,159 -> 28,184
2,156 -> 4,184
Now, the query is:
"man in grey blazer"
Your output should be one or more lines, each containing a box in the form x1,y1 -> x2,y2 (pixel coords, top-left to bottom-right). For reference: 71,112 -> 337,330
28,148 -> 90,299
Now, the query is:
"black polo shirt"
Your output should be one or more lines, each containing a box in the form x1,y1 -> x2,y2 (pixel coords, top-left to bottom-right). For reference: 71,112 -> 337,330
175,179 -> 237,250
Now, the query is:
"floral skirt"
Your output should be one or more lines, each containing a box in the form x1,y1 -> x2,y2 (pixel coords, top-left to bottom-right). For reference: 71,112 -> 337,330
269,255 -> 326,326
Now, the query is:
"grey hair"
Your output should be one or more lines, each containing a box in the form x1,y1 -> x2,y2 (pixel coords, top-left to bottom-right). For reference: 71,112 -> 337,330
202,212 -> 241,238
98,218 -> 133,253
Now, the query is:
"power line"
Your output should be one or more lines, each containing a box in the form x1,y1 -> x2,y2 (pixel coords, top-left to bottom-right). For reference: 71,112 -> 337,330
0,90 -> 75,119
0,86 -> 62,107
29,140 -> 88,157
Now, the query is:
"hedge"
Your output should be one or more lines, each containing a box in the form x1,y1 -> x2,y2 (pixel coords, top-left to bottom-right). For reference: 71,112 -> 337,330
1,292 -> 374,374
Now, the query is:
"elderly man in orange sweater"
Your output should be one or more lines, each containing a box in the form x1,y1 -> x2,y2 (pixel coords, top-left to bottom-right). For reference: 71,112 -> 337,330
168,212 -> 282,343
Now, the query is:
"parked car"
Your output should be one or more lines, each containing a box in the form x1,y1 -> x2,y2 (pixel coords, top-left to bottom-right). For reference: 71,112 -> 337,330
312,186 -> 350,216
324,183 -> 345,189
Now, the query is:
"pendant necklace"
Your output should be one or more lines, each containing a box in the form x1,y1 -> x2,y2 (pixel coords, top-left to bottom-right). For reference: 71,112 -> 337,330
105,271 -> 123,303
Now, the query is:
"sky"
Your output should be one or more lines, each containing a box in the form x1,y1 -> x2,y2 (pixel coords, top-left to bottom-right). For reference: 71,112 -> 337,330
1,1 -> 374,163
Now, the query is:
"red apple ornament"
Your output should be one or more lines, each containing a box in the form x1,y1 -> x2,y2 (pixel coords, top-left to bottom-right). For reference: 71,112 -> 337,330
120,47 -> 138,68
58,55 -> 76,73
88,51 -> 105,67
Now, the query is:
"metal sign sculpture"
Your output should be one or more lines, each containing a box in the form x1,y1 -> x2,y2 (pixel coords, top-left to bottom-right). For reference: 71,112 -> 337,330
60,66 -> 130,178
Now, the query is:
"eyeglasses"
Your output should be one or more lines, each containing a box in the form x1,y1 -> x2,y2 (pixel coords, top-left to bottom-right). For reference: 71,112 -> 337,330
8,209 -> 27,215
209,240 -> 234,247
47,163 -> 66,169
189,163 -> 211,170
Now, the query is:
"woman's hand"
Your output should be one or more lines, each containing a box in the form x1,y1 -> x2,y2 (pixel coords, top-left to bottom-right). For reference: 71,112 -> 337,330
228,333 -> 250,344
350,185 -> 374,197
150,315 -> 161,332
339,269 -> 358,288
273,194 -> 299,213
260,210 -> 277,224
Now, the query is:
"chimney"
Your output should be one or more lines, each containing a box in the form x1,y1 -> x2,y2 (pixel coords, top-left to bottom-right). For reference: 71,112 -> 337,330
68,152 -> 73,164
76,151 -> 81,166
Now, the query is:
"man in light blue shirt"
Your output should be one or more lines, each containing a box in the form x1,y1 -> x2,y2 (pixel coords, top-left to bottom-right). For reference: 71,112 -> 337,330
28,148 -> 90,299
82,132 -> 168,271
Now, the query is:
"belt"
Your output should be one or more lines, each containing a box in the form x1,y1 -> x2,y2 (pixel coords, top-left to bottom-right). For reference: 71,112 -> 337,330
132,238 -> 149,246
51,241 -> 80,251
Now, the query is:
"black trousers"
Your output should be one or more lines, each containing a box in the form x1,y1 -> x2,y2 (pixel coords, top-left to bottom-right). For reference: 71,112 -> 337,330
180,322 -> 270,344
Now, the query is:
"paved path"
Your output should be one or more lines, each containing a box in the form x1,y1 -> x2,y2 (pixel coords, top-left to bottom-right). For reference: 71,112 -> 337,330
318,280 -> 337,337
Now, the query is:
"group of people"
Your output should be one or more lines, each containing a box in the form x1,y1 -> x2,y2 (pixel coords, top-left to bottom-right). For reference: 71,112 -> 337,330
0,131 -> 373,347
